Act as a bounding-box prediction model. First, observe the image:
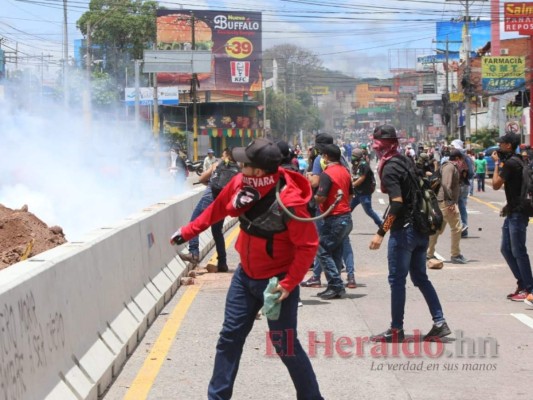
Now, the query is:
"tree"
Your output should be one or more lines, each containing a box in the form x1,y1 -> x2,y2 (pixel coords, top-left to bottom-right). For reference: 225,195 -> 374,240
263,44 -> 322,95
266,89 -> 322,140
77,0 -> 157,86
470,128 -> 499,148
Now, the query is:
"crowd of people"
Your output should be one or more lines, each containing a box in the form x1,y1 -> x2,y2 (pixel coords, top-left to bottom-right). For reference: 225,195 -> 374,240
169,129 -> 532,399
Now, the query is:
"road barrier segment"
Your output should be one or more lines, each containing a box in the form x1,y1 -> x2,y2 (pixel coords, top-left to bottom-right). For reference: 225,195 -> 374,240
0,186 -> 234,400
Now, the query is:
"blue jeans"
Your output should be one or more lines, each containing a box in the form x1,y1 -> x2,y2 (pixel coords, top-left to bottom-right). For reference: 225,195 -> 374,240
188,187 -> 227,265
316,213 -> 353,291
457,184 -> 469,227
208,267 -> 323,400
476,172 -> 485,191
501,212 -> 533,293
341,235 -> 355,276
388,226 -> 445,329
350,193 -> 383,227
313,218 -> 354,278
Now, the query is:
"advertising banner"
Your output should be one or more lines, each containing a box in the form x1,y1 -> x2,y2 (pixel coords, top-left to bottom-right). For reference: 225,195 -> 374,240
156,10 -> 262,92
416,93 -> 442,107
504,2 -> 533,33
481,56 -> 526,92
124,87 -> 181,106
436,21 -> 491,54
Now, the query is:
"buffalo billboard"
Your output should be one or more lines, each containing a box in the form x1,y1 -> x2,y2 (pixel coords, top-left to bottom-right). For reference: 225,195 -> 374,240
156,10 -> 262,91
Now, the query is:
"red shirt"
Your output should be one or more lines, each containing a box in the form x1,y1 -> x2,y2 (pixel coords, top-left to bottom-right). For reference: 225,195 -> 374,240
180,168 -> 318,292
316,163 -> 352,215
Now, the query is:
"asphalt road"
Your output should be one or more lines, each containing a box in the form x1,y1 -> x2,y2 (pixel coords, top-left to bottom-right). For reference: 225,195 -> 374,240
104,179 -> 533,400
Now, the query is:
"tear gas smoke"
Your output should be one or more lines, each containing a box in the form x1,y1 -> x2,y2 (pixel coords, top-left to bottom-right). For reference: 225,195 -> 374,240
0,90 -> 188,241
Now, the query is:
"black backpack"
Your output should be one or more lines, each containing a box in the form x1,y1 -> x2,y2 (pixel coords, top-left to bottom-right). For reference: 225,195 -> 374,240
368,168 -> 377,194
210,161 -> 240,198
427,167 -> 442,194
519,157 -> 533,217
389,156 -> 444,235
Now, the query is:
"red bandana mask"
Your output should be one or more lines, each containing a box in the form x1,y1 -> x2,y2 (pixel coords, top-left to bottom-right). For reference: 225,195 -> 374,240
373,138 -> 400,193
227,170 -> 280,216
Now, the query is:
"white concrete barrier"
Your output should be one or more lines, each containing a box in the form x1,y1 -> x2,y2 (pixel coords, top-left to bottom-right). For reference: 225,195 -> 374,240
0,187 -> 234,400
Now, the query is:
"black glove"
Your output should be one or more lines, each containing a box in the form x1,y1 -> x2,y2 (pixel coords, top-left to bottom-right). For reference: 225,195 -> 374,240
233,186 -> 260,209
170,228 -> 186,245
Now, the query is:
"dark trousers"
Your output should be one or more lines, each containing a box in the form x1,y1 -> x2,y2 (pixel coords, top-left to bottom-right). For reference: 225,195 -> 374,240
189,187 -> 226,266
501,212 -> 533,293
208,266 -> 323,400
388,226 -> 445,329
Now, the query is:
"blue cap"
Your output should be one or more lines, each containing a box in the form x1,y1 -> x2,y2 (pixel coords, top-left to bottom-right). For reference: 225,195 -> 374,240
207,149 -> 215,153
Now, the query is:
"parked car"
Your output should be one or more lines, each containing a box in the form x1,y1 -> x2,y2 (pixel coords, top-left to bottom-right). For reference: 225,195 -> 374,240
482,145 -> 498,177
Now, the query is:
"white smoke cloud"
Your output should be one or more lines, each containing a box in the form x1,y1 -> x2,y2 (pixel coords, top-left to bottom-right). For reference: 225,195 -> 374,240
0,83 -> 188,241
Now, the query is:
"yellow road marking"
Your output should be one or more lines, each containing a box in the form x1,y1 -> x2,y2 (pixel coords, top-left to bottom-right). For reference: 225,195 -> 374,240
207,224 -> 241,264
123,285 -> 200,400
468,195 -> 501,211
469,195 -> 532,223
124,224 -> 240,399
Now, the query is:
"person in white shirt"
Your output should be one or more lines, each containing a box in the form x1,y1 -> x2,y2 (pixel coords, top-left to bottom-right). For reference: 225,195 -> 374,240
203,149 -> 217,172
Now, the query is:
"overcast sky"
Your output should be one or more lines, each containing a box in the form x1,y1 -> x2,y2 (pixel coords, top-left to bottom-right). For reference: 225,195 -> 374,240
0,0 -> 521,79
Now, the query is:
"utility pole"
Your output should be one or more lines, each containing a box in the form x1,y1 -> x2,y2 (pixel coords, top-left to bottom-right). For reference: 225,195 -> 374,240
152,43 -> 160,141
262,80 -> 267,138
86,21 -> 91,77
464,0 -> 472,148
446,0 -> 487,147
0,38 -> 6,80
83,21 -> 92,137
62,0 -> 69,107
433,38 -> 462,138
191,12 -> 199,161
134,60 -> 141,132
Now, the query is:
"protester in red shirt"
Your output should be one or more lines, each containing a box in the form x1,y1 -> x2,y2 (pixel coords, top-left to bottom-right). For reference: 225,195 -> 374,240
314,143 -> 353,300
170,138 -> 323,400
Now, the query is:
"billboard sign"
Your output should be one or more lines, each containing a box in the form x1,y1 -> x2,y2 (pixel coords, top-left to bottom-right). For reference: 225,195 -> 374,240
156,10 -> 262,91
504,2 -> 533,33
124,87 -> 181,106
436,21 -> 491,54
416,93 -> 442,107
481,56 -> 526,92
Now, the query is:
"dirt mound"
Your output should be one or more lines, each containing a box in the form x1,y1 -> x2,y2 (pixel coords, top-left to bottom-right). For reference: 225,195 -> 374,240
0,204 -> 67,270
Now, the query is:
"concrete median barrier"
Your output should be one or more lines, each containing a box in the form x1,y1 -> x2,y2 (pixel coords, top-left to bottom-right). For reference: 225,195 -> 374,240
0,187 -> 234,400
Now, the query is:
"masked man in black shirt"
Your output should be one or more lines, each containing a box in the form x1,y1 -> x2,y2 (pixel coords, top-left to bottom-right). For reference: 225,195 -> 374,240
368,125 -> 451,343
491,132 -> 533,304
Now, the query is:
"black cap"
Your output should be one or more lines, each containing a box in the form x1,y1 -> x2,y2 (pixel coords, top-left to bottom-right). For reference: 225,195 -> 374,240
276,140 -> 291,157
315,133 -> 334,152
449,149 -> 463,160
232,138 -> 281,170
373,125 -> 398,140
321,144 -> 341,161
496,132 -> 521,147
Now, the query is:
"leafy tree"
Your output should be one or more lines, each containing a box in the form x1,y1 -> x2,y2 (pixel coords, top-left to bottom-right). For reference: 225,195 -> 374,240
470,128 -> 499,148
91,71 -> 120,108
263,44 -> 322,95
77,0 -> 157,86
266,89 -> 322,140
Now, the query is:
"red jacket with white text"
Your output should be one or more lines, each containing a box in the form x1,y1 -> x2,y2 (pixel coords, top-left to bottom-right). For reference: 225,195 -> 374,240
180,168 -> 318,292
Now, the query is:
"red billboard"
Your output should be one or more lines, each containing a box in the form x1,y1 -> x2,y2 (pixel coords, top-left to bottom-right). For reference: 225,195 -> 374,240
156,10 -> 262,91
504,2 -> 533,33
